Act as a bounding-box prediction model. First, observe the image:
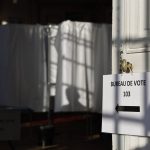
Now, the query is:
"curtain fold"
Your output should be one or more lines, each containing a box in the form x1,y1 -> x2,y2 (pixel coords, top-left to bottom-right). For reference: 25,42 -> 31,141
54,20 -> 112,113
47,25 -> 59,96
0,24 -> 48,111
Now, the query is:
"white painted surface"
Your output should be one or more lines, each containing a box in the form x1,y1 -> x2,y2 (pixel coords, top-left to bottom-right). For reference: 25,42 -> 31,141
112,0 -> 150,149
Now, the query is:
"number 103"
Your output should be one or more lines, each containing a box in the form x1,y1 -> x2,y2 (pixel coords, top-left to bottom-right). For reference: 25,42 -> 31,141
123,91 -> 130,97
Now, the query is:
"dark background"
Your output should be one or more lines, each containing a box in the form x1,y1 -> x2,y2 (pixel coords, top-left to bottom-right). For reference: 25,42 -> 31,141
0,0 -> 112,24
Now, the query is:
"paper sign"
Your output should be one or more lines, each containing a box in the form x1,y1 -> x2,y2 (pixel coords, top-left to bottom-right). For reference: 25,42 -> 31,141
102,72 -> 150,137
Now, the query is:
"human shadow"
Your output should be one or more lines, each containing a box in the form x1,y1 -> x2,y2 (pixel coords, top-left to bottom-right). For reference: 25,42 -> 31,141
62,86 -> 86,111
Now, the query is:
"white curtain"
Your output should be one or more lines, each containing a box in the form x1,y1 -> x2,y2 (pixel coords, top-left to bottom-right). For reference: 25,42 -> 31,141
0,24 -> 48,111
0,22 -> 111,113
54,20 -> 112,112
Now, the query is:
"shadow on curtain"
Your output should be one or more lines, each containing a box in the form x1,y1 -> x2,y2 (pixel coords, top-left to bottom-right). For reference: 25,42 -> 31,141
54,20 -> 112,113
0,21 -> 112,113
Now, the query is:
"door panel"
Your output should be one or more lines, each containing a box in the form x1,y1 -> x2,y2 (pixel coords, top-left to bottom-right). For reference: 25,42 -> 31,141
112,0 -> 150,149
127,0 -> 150,51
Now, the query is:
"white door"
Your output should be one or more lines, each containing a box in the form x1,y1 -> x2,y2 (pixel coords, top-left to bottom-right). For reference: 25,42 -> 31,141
112,0 -> 150,149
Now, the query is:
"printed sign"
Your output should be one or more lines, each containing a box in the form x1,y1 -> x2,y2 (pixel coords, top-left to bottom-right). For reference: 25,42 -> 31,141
102,72 -> 150,137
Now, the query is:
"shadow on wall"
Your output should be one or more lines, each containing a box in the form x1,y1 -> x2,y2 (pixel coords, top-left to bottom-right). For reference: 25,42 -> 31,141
134,105 -> 150,150
62,85 -> 86,111
134,142 -> 150,150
